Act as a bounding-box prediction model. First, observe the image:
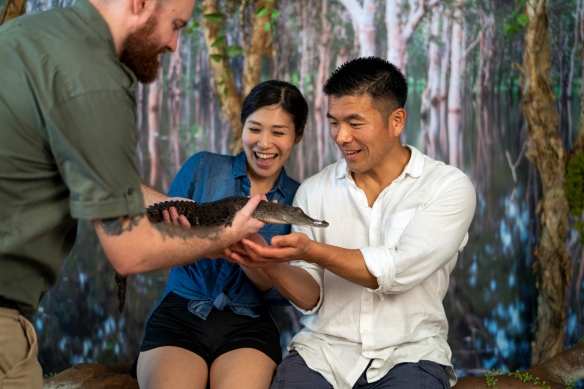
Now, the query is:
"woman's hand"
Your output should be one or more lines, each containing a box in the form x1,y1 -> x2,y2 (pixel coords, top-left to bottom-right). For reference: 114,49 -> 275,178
161,206 -> 191,227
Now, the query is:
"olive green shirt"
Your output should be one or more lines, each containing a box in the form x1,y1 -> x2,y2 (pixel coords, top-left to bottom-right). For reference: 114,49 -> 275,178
0,0 -> 145,314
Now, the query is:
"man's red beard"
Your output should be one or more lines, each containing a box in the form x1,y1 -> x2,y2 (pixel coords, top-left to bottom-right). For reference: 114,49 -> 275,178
120,13 -> 166,83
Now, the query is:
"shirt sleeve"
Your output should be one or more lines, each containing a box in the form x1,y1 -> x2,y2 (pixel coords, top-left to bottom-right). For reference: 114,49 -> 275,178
361,172 -> 476,295
45,90 -> 144,220
288,184 -> 325,314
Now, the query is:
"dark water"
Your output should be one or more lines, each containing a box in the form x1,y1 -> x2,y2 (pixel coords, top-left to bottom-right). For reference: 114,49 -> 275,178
30,88 -> 583,383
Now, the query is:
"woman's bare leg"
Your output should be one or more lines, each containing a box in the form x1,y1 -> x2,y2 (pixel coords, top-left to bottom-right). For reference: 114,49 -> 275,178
137,346 -> 208,389
209,348 -> 277,389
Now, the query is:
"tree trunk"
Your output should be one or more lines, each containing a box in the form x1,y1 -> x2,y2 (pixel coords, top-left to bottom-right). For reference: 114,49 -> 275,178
386,0 -> 434,73
337,0 -> 376,57
136,84 -> 145,178
167,35 -> 183,173
447,0 -> 463,168
474,9 -> 495,186
242,0 -> 274,97
201,0 -> 242,154
0,0 -> 26,25
420,6 -> 441,159
147,70 -> 163,187
314,0 -> 331,173
439,15 -> 451,157
201,0 -> 275,155
521,0 -> 571,366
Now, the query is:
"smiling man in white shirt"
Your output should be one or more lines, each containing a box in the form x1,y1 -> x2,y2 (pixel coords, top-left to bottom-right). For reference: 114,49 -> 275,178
228,57 -> 477,389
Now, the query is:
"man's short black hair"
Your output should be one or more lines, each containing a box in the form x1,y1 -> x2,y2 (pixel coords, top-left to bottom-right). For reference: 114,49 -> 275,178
323,57 -> 408,120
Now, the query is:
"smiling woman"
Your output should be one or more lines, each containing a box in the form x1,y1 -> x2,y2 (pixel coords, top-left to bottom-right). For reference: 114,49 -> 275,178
241,82 -> 307,195
133,80 -> 308,389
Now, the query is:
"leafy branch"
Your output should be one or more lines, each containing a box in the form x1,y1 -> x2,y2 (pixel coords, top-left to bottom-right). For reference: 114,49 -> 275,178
484,369 -> 578,389
504,0 -> 529,38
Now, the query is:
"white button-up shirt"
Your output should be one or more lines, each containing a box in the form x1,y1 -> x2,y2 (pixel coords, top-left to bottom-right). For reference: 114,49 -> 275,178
289,146 -> 476,389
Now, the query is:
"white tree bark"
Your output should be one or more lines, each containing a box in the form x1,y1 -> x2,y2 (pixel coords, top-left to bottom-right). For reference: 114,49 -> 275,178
386,0 -> 436,73
147,69 -> 163,187
314,0 -> 331,172
420,5 -> 441,159
338,0 -> 376,57
447,0 -> 464,167
439,14 -> 451,157
167,35 -> 183,173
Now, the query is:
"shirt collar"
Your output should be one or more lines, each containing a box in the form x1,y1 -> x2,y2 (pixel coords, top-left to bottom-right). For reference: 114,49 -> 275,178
232,151 -> 290,198
402,145 -> 424,178
335,144 -> 425,180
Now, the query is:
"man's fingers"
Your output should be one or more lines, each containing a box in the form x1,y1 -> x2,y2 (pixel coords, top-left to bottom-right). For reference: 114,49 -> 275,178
241,195 -> 262,216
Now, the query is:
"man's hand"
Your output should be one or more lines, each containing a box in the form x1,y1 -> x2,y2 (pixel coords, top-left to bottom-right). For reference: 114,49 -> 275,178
225,233 -> 270,267
227,232 -> 313,267
226,195 -> 267,241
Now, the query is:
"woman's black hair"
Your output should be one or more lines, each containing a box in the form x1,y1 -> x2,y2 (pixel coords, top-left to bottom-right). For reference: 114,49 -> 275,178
240,80 -> 308,139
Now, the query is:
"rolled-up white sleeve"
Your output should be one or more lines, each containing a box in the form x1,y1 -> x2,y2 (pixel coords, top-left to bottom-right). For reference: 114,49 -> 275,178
289,260 -> 325,314
360,246 -> 396,296
288,186 -> 325,314
362,171 -> 476,296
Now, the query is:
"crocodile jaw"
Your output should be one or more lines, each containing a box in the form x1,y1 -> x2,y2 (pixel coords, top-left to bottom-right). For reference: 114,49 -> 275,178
262,214 -> 329,227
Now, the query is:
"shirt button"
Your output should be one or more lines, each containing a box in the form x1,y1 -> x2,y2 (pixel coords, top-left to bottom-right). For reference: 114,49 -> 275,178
364,297 -> 370,302
363,329 -> 369,333
127,188 -> 134,195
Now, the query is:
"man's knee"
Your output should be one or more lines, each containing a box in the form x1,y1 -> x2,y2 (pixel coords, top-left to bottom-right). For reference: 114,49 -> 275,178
378,360 -> 450,389
270,350 -> 332,389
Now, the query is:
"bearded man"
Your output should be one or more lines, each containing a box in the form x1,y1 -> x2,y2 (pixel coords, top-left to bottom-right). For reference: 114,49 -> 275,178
0,1 -> 268,388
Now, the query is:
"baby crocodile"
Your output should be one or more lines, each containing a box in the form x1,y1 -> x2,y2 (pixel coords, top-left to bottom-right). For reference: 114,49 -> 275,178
115,197 -> 328,312
146,196 -> 329,228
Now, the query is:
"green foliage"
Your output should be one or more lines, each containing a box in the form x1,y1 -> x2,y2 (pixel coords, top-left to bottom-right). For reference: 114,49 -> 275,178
484,370 -> 500,387
484,368 -> 579,389
44,372 -> 58,377
508,371 -> 550,388
226,45 -> 243,58
210,54 -> 223,62
255,6 -> 268,17
203,13 -> 223,23
565,152 -> 584,243
504,0 -> 529,39
211,37 -> 225,48
255,5 -> 281,34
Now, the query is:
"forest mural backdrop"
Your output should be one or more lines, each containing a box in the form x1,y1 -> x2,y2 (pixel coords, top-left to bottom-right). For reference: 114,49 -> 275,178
1,0 -> 583,379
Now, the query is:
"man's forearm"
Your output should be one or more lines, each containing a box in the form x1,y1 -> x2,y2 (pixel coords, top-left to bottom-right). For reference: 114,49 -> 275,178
262,263 -> 320,311
307,242 -> 378,289
140,182 -> 169,207
94,198 -> 265,274
94,215 -> 235,274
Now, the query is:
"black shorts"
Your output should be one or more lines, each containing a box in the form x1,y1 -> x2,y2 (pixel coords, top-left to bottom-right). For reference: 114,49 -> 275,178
131,292 -> 281,376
